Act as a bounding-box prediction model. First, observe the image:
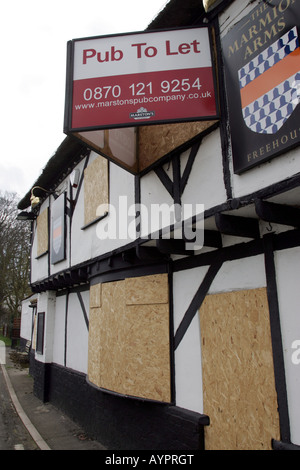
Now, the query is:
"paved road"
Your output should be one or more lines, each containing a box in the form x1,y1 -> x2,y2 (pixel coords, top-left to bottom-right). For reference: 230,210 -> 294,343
0,365 -> 38,450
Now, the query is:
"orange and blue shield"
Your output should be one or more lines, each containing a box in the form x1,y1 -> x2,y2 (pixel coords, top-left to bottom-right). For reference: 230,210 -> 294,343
239,26 -> 300,134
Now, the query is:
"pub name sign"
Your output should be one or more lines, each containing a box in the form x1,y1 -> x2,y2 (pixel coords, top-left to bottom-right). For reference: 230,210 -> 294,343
222,0 -> 300,173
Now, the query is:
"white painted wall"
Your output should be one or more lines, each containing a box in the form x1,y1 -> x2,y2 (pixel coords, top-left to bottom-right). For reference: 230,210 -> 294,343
173,265 -> 209,413
46,290 -> 90,374
140,169 -> 174,238
66,291 -> 89,374
20,295 -> 36,342
181,130 -> 226,211
209,255 -> 266,293
52,295 -> 66,367
91,160 -> 136,256
140,130 -> 226,241
275,247 -> 300,446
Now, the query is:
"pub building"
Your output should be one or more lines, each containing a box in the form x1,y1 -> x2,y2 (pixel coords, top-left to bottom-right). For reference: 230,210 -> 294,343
18,0 -> 300,450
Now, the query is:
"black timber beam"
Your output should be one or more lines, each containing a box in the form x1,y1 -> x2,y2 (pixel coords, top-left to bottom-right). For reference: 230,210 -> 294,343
215,213 -> 260,239
122,248 -> 136,263
135,245 -> 166,262
204,230 -> 222,248
255,199 -> 300,228
156,239 -> 194,255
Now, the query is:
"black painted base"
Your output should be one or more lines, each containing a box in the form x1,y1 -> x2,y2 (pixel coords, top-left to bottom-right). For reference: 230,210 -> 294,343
30,354 -> 208,450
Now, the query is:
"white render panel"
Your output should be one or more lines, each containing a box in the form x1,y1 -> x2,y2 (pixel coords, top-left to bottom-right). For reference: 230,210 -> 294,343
231,146 -> 300,200
175,315 -> 203,414
209,255 -> 266,294
20,297 -> 35,342
52,295 -> 66,367
181,130 -> 226,211
275,247 -> 300,446
140,170 -> 174,238
173,265 -> 209,413
66,291 -> 89,374
91,161 -> 136,256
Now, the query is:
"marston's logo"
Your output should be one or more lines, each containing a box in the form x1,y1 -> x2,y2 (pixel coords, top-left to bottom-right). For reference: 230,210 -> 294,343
239,26 -> 300,134
129,107 -> 155,120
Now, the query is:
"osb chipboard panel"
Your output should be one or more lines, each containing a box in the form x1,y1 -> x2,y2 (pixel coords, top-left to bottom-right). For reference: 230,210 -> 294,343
87,274 -> 171,402
89,284 -> 101,309
138,121 -> 217,171
97,280 -> 125,393
121,303 -> 170,402
84,155 -> 108,226
125,273 -> 169,305
37,208 -> 48,256
199,288 -> 280,450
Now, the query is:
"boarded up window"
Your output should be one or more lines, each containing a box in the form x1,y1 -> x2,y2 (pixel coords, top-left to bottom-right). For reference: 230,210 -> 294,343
138,121 -> 217,171
36,208 -> 48,257
84,155 -> 109,226
88,273 -> 171,402
199,288 -> 280,450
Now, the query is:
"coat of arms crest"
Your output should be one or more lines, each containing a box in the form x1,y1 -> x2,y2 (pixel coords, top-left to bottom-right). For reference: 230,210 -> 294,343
239,26 -> 300,134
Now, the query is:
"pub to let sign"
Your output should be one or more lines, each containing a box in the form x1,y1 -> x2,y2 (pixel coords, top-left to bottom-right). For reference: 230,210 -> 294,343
222,0 -> 300,173
64,27 -> 218,132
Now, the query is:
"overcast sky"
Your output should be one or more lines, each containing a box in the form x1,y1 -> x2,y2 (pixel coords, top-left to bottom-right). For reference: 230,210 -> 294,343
0,0 -> 167,199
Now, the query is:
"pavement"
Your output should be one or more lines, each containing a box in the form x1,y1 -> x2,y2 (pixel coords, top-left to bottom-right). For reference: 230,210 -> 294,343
1,346 -> 107,451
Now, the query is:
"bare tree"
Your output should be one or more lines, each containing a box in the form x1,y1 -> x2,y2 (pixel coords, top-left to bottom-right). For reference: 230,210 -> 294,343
0,192 -> 31,321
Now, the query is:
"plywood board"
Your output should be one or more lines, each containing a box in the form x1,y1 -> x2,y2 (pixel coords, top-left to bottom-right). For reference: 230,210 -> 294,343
84,156 -> 109,226
89,284 -> 101,309
125,273 -> 169,305
138,121 -> 217,171
98,280 -> 126,393
88,274 -> 171,402
37,208 -> 48,256
199,288 -> 280,450
120,303 -> 170,402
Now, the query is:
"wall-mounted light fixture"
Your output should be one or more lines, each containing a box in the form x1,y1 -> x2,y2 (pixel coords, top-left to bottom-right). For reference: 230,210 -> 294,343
203,0 -> 223,12
30,186 -> 59,208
